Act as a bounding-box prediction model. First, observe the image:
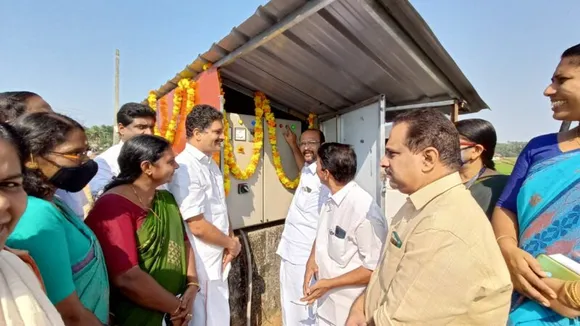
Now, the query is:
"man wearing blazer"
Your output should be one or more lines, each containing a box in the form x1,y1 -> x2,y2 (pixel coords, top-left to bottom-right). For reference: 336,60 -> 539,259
346,109 -> 512,325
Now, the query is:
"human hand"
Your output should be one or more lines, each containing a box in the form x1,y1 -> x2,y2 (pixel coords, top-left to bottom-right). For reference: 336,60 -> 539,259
283,125 -> 297,145
227,236 -> 241,257
222,250 -> 235,271
345,308 -> 368,326
301,278 -> 332,305
544,278 -> 580,318
303,258 -> 318,296
500,243 -> 556,306
170,287 -> 196,324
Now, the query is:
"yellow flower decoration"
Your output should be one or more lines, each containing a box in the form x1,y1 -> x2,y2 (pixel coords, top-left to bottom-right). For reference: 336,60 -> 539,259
223,92 -> 265,181
308,113 -> 317,129
147,91 -> 160,136
165,79 -> 194,144
262,95 -> 300,189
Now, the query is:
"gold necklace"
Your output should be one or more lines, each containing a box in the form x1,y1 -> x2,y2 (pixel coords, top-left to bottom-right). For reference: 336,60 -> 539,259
130,184 -> 159,219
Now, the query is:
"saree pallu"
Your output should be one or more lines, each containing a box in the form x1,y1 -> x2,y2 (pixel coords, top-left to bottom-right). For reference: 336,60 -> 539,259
509,150 -> 580,325
112,190 -> 187,326
55,199 -> 110,324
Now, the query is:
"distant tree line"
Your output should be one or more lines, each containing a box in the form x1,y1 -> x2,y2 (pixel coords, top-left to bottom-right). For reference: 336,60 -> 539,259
85,125 -> 114,154
495,141 -> 527,158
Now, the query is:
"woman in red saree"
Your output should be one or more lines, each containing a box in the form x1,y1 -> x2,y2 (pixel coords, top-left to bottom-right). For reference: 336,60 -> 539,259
86,135 -> 198,326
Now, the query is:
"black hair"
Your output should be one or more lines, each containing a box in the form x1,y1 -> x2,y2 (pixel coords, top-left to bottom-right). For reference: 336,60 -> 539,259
2,91 -> 40,103
303,128 -> 326,144
0,122 -> 27,171
103,134 -> 171,192
0,93 -> 28,122
392,109 -> 461,170
562,43 -> 580,65
117,102 -> 156,127
456,118 -> 497,170
185,104 -> 223,138
10,112 -> 85,199
317,142 -> 357,184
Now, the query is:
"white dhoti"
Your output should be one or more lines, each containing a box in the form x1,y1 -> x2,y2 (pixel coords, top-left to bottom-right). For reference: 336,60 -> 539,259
279,258 -> 316,325
188,246 -> 230,326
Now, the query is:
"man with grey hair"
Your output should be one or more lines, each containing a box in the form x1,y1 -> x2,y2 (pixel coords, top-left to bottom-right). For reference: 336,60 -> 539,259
346,109 -> 512,325
169,104 -> 240,326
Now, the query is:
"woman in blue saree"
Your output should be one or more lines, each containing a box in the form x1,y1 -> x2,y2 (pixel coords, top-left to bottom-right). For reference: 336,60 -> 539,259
492,43 -> 580,325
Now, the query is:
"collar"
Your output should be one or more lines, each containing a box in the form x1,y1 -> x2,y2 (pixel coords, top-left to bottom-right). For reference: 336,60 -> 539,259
185,143 -> 211,164
303,162 -> 318,175
409,172 -> 462,210
330,181 -> 356,206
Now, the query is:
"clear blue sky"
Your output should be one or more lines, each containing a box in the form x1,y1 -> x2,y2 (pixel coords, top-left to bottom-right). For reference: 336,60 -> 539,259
1,0 -> 578,141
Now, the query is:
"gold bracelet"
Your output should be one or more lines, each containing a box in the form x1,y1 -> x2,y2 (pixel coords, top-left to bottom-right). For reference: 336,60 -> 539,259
187,281 -> 201,292
496,235 -> 518,245
571,282 -> 580,309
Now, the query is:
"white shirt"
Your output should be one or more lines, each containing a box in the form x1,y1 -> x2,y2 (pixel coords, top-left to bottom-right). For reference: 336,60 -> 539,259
315,181 -> 387,325
55,189 -> 88,219
89,142 -> 123,197
277,162 -> 329,265
168,144 -> 229,280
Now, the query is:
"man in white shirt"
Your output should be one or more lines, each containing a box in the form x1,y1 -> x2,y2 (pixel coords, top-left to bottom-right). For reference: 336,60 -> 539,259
89,102 -> 156,197
302,143 -> 387,326
168,104 -> 241,326
277,127 -> 329,325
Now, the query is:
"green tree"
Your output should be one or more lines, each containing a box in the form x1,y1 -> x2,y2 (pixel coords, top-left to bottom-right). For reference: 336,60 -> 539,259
495,141 -> 528,158
85,125 -> 114,153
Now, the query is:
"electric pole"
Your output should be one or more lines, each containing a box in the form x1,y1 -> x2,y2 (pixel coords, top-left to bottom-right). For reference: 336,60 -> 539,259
113,49 -> 120,144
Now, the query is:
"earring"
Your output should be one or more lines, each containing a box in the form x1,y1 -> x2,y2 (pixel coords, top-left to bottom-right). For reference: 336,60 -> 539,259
25,155 -> 39,169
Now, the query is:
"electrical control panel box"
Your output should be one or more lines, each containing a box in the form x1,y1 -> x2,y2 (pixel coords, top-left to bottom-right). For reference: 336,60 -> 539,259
226,113 -> 301,230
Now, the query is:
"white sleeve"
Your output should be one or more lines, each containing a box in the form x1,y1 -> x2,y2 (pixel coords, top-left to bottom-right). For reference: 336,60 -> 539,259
355,204 -> 388,270
169,163 -> 206,220
88,156 -> 114,197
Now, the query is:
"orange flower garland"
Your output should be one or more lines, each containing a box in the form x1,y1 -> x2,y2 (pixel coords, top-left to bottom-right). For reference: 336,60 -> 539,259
262,95 -> 301,189
308,113 -> 317,129
223,93 -> 265,180
173,80 -> 196,149
158,96 -> 169,137
166,79 -> 194,143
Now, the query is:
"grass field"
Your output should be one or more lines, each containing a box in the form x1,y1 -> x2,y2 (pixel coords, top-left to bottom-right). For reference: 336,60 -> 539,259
495,157 -> 516,175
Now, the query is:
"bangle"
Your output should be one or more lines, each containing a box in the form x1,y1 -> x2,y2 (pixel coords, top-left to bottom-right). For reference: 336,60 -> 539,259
496,235 -> 518,245
187,282 -> 200,292
564,281 -> 580,309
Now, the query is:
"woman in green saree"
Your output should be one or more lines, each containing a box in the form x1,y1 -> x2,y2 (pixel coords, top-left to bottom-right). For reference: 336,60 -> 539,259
85,134 -> 198,326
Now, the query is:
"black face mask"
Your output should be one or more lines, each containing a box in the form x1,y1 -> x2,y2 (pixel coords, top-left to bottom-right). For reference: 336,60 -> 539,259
48,159 -> 98,192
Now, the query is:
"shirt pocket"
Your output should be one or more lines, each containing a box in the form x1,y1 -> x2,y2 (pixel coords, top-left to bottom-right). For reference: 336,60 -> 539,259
296,185 -> 320,212
327,226 -> 355,268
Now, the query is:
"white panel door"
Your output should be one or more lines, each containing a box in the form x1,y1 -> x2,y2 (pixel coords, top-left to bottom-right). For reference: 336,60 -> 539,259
338,102 -> 382,205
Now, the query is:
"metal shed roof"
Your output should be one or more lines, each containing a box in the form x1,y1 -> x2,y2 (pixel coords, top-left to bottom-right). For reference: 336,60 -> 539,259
146,0 -> 488,118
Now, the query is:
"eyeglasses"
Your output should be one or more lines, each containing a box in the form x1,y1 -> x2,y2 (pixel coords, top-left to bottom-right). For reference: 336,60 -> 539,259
299,141 -> 320,148
459,141 -> 477,150
49,151 -> 89,161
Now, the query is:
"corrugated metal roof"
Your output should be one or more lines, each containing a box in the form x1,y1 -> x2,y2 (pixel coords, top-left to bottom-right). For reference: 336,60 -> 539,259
146,0 -> 488,117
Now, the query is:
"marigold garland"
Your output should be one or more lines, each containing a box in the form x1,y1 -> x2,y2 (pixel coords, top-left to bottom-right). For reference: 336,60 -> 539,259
262,95 -> 301,189
173,80 -> 196,148
222,109 -> 232,196
308,113 -> 317,129
158,96 -> 169,137
223,93 -> 265,181
166,79 -> 193,143
147,91 -> 161,136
